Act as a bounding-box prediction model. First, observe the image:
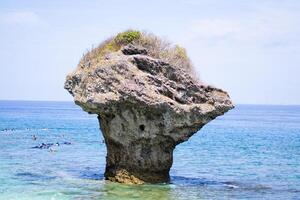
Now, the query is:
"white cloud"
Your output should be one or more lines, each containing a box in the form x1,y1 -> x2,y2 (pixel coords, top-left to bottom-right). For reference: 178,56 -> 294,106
185,19 -> 240,40
171,5 -> 300,104
0,11 -> 41,25
180,8 -> 300,48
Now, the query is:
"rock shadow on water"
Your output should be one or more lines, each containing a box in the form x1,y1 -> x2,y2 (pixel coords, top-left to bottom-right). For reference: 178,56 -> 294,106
69,168 -> 104,181
171,176 -> 219,186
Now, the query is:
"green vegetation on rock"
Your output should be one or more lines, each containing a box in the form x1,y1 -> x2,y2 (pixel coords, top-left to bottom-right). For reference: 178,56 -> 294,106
115,30 -> 141,45
80,30 -> 193,70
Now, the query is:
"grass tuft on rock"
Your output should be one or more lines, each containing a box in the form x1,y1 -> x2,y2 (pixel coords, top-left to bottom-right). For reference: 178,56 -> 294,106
115,30 -> 141,45
80,30 -> 193,71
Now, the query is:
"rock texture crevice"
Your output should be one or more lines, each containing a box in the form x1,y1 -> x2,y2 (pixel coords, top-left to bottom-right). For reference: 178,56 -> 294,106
65,33 -> 234,184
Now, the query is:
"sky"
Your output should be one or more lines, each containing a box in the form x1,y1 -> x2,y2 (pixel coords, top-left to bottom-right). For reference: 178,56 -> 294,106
0,0 -> 299,105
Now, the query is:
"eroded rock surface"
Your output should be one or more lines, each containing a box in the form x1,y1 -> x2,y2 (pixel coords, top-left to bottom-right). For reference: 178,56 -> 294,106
65,42 -> 234,184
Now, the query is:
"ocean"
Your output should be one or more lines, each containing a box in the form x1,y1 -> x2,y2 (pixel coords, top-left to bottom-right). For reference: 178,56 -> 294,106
0,101 -> 299,200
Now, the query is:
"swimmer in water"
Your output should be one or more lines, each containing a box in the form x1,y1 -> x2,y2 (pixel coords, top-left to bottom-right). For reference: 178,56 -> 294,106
32,135 -> 37,140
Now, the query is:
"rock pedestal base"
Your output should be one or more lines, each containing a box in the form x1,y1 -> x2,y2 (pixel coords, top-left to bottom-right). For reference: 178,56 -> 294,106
98,110 -> 175,184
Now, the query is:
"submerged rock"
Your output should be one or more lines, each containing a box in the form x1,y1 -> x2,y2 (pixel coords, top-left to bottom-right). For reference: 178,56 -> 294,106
65,30 -> 234,184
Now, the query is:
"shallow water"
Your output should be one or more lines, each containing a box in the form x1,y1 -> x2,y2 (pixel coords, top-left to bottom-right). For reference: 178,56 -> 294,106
0,101 -> 299,200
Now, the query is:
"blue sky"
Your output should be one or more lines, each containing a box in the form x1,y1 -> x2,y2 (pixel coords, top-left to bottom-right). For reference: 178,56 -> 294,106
0,0 -> 299,104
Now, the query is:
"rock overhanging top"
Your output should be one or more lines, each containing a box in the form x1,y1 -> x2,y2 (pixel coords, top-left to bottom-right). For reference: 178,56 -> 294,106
64,30 -> 234,184
65,30 -> 233,119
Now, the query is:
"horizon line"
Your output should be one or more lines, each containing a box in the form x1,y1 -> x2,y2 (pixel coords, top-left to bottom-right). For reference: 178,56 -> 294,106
0,99 -> 299,107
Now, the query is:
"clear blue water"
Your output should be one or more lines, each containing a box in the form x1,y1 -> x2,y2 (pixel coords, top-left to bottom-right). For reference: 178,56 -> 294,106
0,101 -> 299,200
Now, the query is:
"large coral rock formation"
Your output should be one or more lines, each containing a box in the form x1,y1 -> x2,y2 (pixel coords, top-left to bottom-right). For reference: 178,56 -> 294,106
65,31 -> 234,184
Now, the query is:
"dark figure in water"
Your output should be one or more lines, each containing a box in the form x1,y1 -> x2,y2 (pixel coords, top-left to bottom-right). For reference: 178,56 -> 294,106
32,135 -> 37,140
63,142 -> 71,145
31,142 -> 72,149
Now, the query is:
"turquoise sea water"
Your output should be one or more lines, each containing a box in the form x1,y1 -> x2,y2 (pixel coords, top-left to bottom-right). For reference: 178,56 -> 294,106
0,101 -> 299,200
